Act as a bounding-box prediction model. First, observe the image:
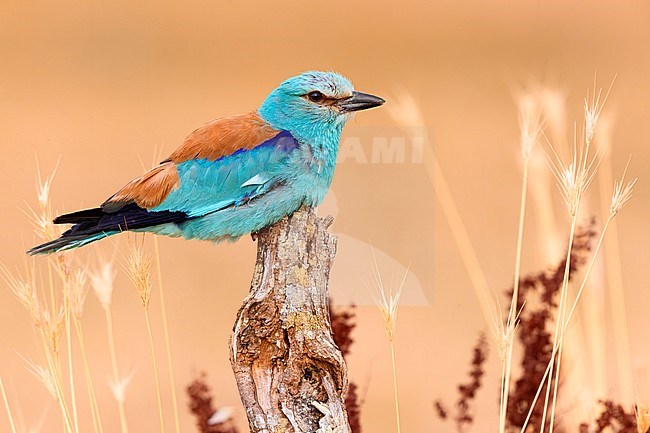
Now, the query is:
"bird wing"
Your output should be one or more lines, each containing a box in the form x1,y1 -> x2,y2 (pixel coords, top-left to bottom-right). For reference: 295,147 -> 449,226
149,130 -> 299,217
102,113 -> 300,219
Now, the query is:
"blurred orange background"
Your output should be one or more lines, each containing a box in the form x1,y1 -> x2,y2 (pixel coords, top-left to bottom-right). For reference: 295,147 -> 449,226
1,1 -> 649,432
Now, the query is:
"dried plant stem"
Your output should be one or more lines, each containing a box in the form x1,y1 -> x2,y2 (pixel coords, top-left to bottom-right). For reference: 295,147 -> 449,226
540,215 -> 578,433
389,339 -> 402,433
519,217 -> 612,433
431,152 -> 492,326
548,130 -> 599,433
72,318 -> 103,433
604,221 -> 634,400
43,261 -> 75,433
364,247 -> 405,433
63,292 -> 80,433
564,218 -> 611,339
153,237 -> 181,433
386,93 -> 491,325
38,329 -> 75,433
47,260 -> 57,325
104,308 -> 129,433
508,163 -> 528,340
599,156 -> 635,404
499,360 -> 509,433
501,161 -> 530,433
0,377 -> 17,433
144,310 -> 166,433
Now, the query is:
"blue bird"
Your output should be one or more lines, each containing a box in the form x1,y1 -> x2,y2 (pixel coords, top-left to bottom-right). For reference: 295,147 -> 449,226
28,71 -> 384,255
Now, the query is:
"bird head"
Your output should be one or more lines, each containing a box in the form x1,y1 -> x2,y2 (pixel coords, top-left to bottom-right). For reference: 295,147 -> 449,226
258,71 -> 385,139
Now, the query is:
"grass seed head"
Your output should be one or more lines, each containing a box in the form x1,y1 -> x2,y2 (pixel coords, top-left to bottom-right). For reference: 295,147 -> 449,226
1,264 -> 41,326
109,371 -> 134,405
610,162 -> 636,218
584,85 -> 608,147
545,84 -> 612,216
517,93 -> 542,161
363,247 -> 407,342
68,268 -> 89,320
127,238 -> 154,311
484,290 -> 520,362
494,317 -> 518,363
90,262 -> 116,311
547,130 -> 602,216
40,306 -> 64,354
21,357 -> 58,401
27,165 -> 60,242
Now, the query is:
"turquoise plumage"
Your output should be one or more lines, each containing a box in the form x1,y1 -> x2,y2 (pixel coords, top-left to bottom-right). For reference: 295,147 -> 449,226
28,71 -> 384,255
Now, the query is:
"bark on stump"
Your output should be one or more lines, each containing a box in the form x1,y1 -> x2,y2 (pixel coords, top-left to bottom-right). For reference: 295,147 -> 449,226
229,206 -> 350,433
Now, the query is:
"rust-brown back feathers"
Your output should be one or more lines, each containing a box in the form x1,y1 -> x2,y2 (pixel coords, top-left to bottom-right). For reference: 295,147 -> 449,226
104,112 -> 280,211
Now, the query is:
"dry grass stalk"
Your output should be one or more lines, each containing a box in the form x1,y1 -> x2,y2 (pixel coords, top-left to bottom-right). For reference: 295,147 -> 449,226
54,256 -> 82,433
517,167 -> 635,433
6,169 -> 83,433
139,149 -> 181,433
153,236 -> 182,433
64,290 -> 80,433
34,308 -> 68,423
31,167 -> 93,433
538,84 -> 611,433
89,261 -> 129,433
497,301 -> 522,433
563,172 -> 636,330
363,246 -> 407,433
364,247 -> 407,342
530,103 -> 599,425
0,377 -> 18,433
386,91 -> 494,328
65,266 -> 103,433
499,90 -> 541,433
602,158 -> 637,405
21,352 -> 75,433
126,236 -> 166,433
499,222 -> 595,432
71,314 -> 104,433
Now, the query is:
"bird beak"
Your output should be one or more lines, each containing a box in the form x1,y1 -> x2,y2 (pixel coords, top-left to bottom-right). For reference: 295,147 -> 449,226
337,91 -> 385,112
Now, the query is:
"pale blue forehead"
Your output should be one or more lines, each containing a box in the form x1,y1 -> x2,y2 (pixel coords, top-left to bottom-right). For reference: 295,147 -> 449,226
278,71 -> 354,97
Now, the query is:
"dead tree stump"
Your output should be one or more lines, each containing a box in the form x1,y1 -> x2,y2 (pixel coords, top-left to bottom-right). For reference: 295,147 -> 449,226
229,206 -> 350,433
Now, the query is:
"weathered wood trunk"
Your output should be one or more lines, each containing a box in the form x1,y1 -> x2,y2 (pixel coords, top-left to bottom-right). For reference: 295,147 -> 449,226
229,207 -> 350,433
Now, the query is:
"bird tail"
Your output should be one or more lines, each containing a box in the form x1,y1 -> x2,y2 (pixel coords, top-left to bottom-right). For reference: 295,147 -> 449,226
27,231 -> 115,255
27,204 -> 187,255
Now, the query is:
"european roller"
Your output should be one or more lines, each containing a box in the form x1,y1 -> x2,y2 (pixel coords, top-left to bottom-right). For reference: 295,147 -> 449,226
28,71 -> 384,255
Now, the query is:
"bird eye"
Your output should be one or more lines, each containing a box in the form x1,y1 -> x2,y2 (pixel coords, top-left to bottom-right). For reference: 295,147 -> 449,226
307,91 -> 324,102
